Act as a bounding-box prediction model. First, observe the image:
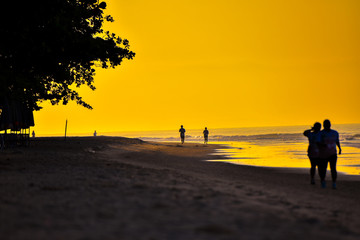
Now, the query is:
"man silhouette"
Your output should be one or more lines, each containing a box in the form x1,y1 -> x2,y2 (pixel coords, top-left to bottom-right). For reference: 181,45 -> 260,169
319,119 -> 341,189
179,125 -> 186,144
203,127 -> 209,144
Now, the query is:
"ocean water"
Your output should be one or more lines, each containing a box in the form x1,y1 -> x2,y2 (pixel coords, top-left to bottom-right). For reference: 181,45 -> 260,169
106,124 -> 360,175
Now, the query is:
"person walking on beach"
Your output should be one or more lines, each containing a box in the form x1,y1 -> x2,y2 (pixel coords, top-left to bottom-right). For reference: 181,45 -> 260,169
203,127 -> 209,144
303,122 -> 321,185
318,119 -> 342,189
179,125 -> 186,144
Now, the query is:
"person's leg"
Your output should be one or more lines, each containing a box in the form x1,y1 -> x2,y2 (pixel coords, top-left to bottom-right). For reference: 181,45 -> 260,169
309,157 -> 316,184
329,155 -> 337,188
318,158 -> 328,188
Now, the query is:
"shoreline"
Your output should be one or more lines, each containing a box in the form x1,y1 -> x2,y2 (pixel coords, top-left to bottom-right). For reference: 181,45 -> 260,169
1,136 -> 360,239
206,140 -> 360,177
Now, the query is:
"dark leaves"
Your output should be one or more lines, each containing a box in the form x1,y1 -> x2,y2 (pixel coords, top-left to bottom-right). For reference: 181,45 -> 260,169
0,0 -> 135,110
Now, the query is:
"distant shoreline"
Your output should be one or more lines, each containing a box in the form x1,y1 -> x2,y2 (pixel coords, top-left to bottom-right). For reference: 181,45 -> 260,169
29,123 -> 360,138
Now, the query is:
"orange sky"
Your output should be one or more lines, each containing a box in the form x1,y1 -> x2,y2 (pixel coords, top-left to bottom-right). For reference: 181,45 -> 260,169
34,0 -> 360,135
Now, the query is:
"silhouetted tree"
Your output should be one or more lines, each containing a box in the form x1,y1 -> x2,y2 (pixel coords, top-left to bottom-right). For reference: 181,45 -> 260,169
0,0 -> 135,110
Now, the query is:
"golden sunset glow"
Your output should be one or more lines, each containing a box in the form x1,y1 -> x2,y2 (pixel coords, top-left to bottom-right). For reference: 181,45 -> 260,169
34,0 -> 360,135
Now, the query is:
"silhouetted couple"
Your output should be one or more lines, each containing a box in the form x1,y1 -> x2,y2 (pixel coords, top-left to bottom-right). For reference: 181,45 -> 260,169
304,119 -> 341,189
178,125 -> 209,144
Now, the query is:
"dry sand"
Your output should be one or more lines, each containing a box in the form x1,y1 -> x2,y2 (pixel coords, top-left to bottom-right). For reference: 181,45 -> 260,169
1,136 -> 360,240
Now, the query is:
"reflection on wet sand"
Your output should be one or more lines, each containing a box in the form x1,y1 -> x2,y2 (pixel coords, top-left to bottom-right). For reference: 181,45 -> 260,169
209,141 -> 360,175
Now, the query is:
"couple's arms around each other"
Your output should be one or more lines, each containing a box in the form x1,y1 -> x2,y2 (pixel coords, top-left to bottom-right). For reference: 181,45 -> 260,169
304,129 -> 342,155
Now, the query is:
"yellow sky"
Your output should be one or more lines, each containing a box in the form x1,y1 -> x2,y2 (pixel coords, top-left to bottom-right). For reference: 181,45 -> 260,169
34,0 -> 360,135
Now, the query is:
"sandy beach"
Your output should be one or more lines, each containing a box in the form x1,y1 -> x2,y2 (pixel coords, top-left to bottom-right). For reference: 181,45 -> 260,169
1,137 -> 360,240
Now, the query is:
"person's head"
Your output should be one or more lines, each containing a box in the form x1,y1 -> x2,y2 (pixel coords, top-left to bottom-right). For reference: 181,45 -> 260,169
181,125 -> 183,128
323,119 -> 331,130
205,127 -> 207,130
312,122 -> 321,132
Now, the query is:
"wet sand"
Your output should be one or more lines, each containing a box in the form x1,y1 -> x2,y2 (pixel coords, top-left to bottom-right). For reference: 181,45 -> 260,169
1,136 -> 360,240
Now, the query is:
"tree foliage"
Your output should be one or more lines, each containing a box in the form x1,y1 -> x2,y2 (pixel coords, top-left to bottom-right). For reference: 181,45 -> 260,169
0,0 -> 135,110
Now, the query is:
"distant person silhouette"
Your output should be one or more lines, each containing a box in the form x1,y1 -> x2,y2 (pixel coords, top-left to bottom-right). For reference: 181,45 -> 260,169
318,119 -> 342,189
32,130 -> 35,138
303,122 -> 321,185
94,130 -> 97,137
203,127 -> 209,144
179,125 -> 186,144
